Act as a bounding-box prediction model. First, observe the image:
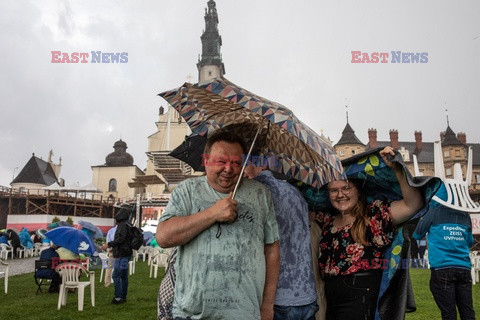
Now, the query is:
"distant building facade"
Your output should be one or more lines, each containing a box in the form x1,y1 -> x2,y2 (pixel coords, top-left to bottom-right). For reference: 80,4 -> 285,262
333,121 -> 480,194
92,139 -> 144,200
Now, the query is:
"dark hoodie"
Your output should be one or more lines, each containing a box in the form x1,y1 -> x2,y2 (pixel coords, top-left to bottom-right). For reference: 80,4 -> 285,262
107,208 -> 133,258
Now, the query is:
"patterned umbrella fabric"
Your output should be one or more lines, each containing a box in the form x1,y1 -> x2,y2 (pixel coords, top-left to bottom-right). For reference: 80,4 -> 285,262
45,226 -> 96,255
78,220 -> 104,239
159,77 -> 344,189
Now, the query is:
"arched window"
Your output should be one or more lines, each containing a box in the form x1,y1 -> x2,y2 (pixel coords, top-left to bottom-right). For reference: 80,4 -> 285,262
109,179 -> 117,192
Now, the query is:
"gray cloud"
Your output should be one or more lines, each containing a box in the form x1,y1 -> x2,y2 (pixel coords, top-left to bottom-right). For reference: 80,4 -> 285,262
1,0 -> 479,186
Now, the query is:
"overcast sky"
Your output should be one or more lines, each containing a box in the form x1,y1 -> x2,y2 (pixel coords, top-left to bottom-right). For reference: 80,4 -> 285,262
1,0 -> 479,187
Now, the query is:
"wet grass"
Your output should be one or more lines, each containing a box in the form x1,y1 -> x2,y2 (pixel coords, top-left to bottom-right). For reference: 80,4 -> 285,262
406,268 -> 480,319
1,262 -> 479,319
0,259 -> 163,320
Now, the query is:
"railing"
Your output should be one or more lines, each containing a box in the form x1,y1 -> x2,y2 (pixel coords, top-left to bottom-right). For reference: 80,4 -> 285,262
0,186 -> 118,204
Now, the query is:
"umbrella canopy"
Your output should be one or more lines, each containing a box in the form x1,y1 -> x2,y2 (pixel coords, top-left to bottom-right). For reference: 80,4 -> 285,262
36,228 -> 48,239
159,77 -> 344,189
143,231 -> 155,245
168,134 -> 206,171
78,220 -> 104,239
47,221 -> 72,229
45,226 -> 96,255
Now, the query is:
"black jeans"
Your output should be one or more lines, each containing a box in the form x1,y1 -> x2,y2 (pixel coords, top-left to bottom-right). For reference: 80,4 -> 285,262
324,271 -> 382,320
430,268 -> 475,320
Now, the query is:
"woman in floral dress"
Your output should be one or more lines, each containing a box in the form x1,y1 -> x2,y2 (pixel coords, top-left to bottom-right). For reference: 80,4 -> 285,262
316,146 -> 424,320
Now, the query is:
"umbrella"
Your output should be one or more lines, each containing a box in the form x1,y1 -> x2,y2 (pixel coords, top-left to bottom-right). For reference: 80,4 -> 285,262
45,227 -> 96,255
159,77 -> 344,190
47,221 -> 72,229
36,228 -> 48,239
168,134 -> 206,171
78,220 -> 104,239
143,231 -> 155,245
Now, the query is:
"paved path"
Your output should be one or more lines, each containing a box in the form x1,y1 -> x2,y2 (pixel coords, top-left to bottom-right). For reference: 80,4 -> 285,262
2,256 -> 36,276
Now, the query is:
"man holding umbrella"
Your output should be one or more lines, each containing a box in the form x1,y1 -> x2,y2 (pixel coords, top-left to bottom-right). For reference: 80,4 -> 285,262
156,131 -> 280,320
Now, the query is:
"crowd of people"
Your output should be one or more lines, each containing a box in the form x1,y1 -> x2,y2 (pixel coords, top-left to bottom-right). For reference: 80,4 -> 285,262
154,130 -> 476,320
3,130 -> 475,320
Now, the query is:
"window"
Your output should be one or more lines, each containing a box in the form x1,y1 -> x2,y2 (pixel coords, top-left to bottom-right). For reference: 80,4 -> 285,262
444,150 -> 450,158
446,168 -> 452,176
351,150 -> 356,155
109,179 -> 117,192
455,150 -> 460,157
339,150 -> 345,156
476,175 -> 480,183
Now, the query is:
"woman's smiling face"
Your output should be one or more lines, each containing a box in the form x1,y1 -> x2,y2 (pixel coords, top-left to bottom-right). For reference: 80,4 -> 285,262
327,180 -> 359,213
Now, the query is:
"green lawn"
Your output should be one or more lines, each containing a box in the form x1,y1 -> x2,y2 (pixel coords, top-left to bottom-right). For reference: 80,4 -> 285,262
406,268 -> 480,319
0,259 -> 163,319
1,263 -> 479,319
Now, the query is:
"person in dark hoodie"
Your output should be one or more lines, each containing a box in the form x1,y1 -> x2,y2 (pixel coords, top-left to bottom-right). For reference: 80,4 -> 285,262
101,208 -> 132,304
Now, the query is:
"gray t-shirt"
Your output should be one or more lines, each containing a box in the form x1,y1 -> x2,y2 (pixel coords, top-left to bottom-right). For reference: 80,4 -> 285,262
160,176 -> 279,320
255,170 -> 317,306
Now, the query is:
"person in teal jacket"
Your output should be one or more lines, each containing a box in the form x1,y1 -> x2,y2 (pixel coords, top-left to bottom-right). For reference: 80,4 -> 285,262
413,183 -> 475,320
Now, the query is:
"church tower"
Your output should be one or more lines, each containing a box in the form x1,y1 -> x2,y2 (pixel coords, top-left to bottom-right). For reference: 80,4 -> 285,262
197,0 -> 225,82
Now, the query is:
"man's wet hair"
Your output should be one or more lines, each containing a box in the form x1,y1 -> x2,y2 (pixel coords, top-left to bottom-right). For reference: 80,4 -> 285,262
204,130 -> 248,155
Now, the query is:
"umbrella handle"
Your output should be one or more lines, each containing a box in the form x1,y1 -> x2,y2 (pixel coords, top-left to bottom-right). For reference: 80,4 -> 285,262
232,125 -> 262,199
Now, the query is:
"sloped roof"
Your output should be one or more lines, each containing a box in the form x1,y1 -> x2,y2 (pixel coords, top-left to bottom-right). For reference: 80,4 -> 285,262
335,122 -> 365,146
442,126 -> 464,146
11,154 -> 58,185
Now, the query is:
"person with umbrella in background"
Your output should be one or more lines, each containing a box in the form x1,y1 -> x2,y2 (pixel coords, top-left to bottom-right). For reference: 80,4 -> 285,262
315,147 -> 426,320
156,131 -> 280,320
101,208 -> 132,305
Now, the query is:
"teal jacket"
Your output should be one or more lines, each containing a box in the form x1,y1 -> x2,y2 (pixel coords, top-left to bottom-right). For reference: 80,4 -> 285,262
413,206 -> 473,269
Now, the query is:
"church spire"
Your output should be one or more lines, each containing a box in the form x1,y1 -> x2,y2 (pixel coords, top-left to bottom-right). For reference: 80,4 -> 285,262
197,0 -> 225,82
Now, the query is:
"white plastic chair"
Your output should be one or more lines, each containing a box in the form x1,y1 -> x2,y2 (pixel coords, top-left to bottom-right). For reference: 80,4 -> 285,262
98,253 -> 113,283
135,246 -> 148,262
56,262 -> 95,311
0,244 -> 13,260
149,252 -> 168,279
0,260 -> 8,294
16,245 -> 26,259
33,243 -> 43,256
128,259 -> 136,276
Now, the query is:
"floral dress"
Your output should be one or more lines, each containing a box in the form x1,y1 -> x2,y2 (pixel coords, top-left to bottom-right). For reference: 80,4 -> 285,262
316,200 -> 394,278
